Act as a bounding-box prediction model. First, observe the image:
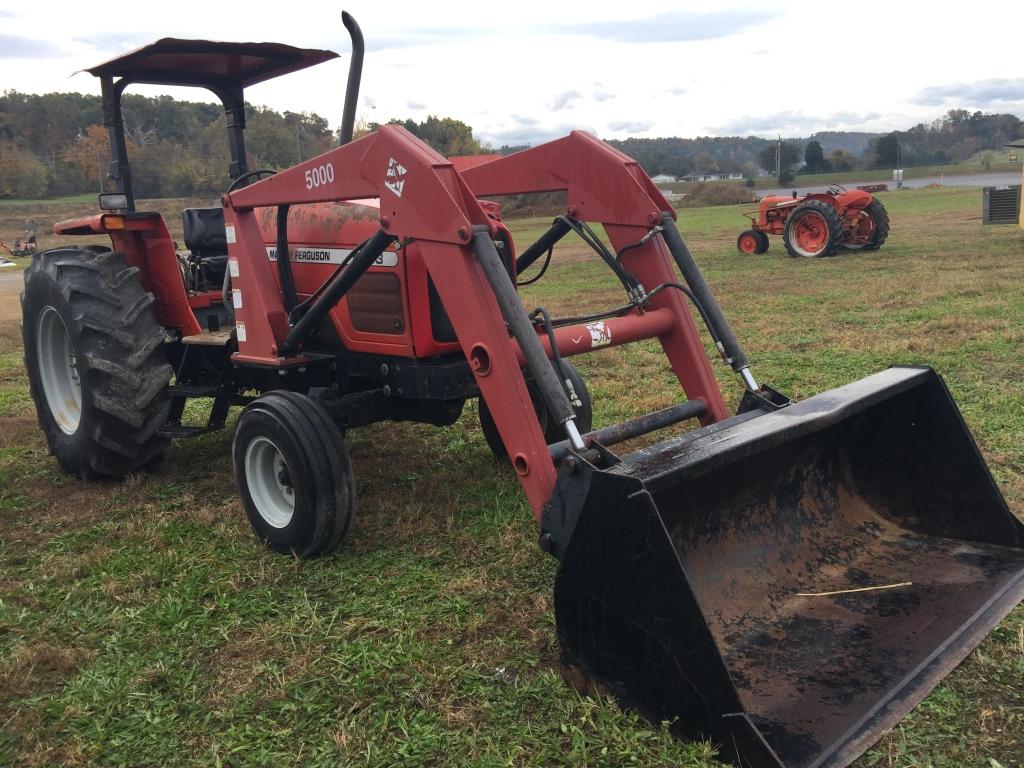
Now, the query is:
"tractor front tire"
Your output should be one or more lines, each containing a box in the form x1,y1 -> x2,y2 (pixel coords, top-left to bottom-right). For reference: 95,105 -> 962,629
479,359 -> 593,460
736,230 -> 769,255
21,247 -> 173,479
783,200 -> 844,257
233,391 -> 354,557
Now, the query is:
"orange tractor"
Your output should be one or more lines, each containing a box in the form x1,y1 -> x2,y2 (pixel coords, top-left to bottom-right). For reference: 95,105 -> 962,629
737,185 -> 889,257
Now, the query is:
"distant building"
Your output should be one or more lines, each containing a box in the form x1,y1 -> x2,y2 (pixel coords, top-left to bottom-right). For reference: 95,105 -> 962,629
650,173 -> 678,184
680,172 -> 744,182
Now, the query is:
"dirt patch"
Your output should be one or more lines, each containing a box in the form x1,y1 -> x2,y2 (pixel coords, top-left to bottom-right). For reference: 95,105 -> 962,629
0,271 -> 23,325
203,633 -> 277,704
0,642 -> 93,699
0,415 -> 36,450
0,430 -> 138,556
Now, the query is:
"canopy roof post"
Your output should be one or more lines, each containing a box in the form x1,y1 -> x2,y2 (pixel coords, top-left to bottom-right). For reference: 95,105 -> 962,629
211,84 -> 249,180
100,76 -> 135,211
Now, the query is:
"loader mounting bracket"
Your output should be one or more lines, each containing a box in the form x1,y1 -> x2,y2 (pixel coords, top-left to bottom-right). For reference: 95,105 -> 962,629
737,384 -> 792,414
541,455 -> 600,561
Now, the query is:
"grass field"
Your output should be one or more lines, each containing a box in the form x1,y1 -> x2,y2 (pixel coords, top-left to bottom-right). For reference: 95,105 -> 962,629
0,187 -> 1022,767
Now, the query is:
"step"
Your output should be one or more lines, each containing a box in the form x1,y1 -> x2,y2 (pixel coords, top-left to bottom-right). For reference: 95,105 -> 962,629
181,329 -> 233,346
167,384 -> 218,398
157,424 -> 209,439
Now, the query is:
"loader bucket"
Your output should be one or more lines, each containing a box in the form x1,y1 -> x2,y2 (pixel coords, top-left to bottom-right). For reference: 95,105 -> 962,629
548,367 -> 1024,768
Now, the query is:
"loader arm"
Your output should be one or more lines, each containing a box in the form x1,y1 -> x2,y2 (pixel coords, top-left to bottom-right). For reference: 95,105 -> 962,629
460,131 -> 747,424
225,126 -> 749,519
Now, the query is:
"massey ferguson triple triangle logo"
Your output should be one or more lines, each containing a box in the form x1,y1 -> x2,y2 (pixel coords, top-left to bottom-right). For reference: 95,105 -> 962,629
385,158 -> 407,197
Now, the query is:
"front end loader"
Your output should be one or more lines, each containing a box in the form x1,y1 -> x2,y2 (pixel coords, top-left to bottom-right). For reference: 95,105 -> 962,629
20,13 -> 1023,768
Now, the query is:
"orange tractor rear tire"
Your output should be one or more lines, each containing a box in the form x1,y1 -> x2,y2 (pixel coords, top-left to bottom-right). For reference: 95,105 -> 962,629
843,198 -> 890,252
783,199 -> 844,257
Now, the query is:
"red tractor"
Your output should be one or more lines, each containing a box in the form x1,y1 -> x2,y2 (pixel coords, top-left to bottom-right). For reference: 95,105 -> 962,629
19,13 -> 1023,768
1,226 -> 37,259
737,185 -> 890,257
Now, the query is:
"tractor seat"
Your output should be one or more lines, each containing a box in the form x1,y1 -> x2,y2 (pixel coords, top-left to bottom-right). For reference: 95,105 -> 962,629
183,207 -> 229,286
183,208 -> 227,258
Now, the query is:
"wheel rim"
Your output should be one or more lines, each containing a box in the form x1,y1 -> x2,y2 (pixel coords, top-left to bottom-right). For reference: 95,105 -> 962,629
846,210 -> 876,248
36,306 -> 82,435
244,436 -> 295,528
791,211 -> 831,256
738,233 -> 758,254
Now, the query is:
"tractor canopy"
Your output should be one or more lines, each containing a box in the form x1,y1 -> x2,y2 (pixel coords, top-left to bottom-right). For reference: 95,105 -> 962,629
83,38 -> 339,212
84,38 -> 338,88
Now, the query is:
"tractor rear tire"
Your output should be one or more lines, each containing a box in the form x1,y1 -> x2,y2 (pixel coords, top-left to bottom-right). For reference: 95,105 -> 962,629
21,246 -> 173,479
861,199 -> 890,251
479,359 -> 593,460
736,230 -> 769,255
233,391 -> 354,557
783,200 -> 844,257
842,198 -> 891,252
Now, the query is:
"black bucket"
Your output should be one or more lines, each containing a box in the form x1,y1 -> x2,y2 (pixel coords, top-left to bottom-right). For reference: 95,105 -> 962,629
546,367 -> 1024,768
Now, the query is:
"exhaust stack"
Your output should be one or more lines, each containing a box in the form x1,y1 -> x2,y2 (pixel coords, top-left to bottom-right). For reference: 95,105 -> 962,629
339,11 -> 364,146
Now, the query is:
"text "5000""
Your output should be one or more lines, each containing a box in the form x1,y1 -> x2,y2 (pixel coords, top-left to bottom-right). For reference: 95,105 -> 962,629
305,163 -> 335,189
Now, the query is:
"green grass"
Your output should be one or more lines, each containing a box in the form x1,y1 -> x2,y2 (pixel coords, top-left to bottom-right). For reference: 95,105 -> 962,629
0,186 -> 1022,767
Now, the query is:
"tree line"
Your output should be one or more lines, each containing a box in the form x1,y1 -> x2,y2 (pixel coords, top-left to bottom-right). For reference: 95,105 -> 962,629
0,91 -> 489,199
755,109 -> 1022,185
0,88 -> 1019,199
871,109 -> 1021,168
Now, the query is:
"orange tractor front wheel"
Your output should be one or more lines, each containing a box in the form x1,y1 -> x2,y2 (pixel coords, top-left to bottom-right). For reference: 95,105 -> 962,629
736,229 -> 769,255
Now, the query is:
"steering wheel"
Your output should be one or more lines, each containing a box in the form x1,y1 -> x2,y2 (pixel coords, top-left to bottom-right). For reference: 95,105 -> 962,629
226,168 -> 277,193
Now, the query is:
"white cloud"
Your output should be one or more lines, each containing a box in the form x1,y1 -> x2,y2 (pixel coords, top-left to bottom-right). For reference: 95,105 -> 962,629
1,0 -> 1021,145
608,120 -> 653,134
913,79 -> 1024,108
550,90 -> 582,111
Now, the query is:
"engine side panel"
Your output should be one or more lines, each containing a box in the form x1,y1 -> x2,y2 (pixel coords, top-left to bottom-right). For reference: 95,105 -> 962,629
255,200 -> 514,359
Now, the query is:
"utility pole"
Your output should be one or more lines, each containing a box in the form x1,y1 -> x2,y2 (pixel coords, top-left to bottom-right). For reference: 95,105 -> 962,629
776,135 -> 781,179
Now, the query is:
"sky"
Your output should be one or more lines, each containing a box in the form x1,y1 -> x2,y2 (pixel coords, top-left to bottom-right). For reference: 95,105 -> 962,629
2,0 -> 1023,147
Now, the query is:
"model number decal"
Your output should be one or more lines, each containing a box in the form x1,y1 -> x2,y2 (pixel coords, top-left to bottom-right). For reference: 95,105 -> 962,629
305,162 -> 335,190
266,246 -> 398,268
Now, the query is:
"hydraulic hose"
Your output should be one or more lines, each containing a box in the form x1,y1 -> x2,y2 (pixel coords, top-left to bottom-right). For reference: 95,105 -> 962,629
659,213 -> 759,390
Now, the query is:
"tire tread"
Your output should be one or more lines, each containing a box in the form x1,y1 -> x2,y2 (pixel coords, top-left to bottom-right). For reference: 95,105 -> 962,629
783,200 -> 844,258
21,246 -> 171,478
